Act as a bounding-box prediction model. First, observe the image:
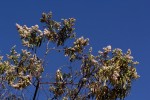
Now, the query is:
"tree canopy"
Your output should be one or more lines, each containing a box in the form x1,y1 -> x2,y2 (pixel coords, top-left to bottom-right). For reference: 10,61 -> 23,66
0,12 -> 139,100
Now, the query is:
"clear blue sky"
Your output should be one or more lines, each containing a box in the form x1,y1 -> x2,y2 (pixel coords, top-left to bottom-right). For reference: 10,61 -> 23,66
0,0 -> 149,99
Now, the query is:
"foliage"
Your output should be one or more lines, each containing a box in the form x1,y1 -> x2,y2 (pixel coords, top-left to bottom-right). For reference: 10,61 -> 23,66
0,12 -> 139,100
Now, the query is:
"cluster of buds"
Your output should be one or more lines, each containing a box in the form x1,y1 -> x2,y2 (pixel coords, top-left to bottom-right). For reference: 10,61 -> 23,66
9,74 -> 32,89
94,46 -> 139,97
129,67 -> 139,79
44,29 -> 58,42
56,18 -> 76,46
27,54 -> 44,78
40,12 -> 52,23
89,82 -> 100,94
41,12 -> 61,30
124,49 -> 133,60
0,47 -> 44,89
21,49 -> 31,58
49,84 -> 64,97
111,70 -> 120,82
56,69 -> 63,82
6,49 -> 20,65
62,18 -> 76,28
3,62 -> 32,90
48,69 -> 65,97
112,48 -> 123,57
16,24 -> 43,48
64,36 -> 89,61
90,59 -> 99,66
16,12 -> 77,50
73,37 -> 89,53
103,45 -> 111,53
98,45 -> 112,59
41,12 -> 76,46
53,21 -> 61,30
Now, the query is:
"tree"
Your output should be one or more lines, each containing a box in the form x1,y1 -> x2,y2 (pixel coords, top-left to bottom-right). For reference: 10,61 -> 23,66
0,12 -> 139,100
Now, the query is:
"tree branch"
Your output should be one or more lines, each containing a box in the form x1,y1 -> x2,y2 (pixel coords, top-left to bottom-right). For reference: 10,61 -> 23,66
33,79 -> 40,100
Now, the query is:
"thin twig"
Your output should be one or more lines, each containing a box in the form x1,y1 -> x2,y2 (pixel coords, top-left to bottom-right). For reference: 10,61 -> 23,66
39,82 -> 78,85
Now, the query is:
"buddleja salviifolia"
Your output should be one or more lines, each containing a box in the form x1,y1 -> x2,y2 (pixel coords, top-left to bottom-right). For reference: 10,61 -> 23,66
0,12 -> 139,100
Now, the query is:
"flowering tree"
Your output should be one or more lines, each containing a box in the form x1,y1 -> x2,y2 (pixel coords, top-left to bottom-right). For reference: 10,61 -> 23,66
0,12 -> 139,100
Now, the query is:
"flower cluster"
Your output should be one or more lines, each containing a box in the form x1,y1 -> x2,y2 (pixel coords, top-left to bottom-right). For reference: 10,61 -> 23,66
103,45 -> 111,52
89,46 -> 140,99
9,75 -> 32,89
64,36 -> 89,61
73,36 -> 89,53
49,69 -> 66,97
41,12 -> 76,46
61,45 -> 139,99
16,24 -> 43,48
43,28 -> 58,42
17,12 -> 76,49
0,46 -> 43,90
63,18 -> 76,28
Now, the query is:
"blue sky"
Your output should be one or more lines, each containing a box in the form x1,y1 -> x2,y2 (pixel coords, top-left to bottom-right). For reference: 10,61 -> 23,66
0,0 -> 149,99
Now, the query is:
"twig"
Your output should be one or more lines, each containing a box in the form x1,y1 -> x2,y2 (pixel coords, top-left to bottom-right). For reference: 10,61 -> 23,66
39,82 -> 78,85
